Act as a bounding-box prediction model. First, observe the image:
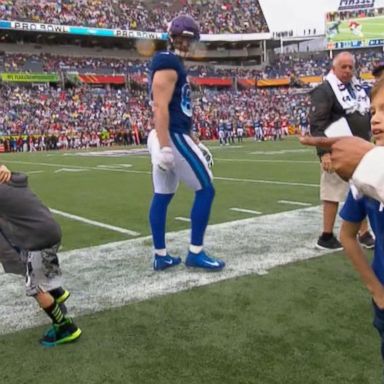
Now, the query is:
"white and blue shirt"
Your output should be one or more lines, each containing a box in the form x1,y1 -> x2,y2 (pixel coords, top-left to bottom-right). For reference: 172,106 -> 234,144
340,191 -> 384,284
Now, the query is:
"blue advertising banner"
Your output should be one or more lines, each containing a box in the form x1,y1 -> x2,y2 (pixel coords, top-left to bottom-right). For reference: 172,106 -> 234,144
0,20 -> 167,40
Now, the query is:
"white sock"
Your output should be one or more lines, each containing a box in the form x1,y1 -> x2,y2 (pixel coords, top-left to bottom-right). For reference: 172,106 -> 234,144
155,249 -> 167,256
189,245 -> 203,254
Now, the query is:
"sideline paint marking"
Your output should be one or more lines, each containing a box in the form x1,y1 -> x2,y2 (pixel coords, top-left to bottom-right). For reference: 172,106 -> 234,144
278,200 -> 312,207
215,158 -> 317,164
4,160 -> 149,175
249,149 -> 312,155
26,170 -> 44,175
4,160 -> 318,188
0,206 -> 340,335
97,164 -> 133,169
215,176 -> 319,188
50,208 -> 140,236
54,168 -> 87,173
209,145 -> 243,149
175,217 -> 191,222
230,208 -> 262,215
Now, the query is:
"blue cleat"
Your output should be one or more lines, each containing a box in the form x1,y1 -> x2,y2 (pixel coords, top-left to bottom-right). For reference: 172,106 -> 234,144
153,254 -> 182,271
185,250 -> 225,271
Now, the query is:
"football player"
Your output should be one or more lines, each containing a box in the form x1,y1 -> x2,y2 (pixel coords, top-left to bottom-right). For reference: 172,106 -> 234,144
349,20 -> 364,38
147,15 -> 225,271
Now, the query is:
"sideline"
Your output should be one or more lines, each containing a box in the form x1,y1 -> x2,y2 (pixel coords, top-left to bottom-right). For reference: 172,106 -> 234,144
0,205 -> 336,335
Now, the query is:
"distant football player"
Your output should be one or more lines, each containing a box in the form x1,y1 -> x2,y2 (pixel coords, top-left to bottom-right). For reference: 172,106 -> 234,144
299,111 -> 309,136
327,20 -> 341,38
236,119 -> 244,142
348,20 -> 364,38
218,119 -> 226,145
0,167 -> 81,346
147,15 -> 225,271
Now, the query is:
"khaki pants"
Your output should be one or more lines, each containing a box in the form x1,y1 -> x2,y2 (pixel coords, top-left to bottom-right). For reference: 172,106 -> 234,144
320,168 -> 349,202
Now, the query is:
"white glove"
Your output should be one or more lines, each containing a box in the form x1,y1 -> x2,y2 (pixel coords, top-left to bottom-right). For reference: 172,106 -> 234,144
198,142 -> 214,168
157,146 -> 175,171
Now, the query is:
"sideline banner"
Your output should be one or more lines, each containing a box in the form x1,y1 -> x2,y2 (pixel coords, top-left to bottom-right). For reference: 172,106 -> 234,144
190,77 -> 232,86
0,20 -> 167,40
257,78 -> 290,87
1,73 -> 59,82
78,74 -> 125,84
0,20 -> 270,42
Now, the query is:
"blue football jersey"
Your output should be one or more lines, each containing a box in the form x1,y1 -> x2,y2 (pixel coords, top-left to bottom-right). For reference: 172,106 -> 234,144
149,51 -> 192,134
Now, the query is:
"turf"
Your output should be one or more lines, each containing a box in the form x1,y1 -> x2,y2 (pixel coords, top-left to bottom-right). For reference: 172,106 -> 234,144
0,254 -> 379,384
0,138 -> 381,383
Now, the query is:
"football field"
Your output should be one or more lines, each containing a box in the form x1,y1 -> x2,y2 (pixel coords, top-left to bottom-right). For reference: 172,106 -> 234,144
0,138 -> 380,384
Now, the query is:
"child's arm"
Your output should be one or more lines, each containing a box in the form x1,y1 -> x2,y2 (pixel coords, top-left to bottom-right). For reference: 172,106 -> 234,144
340,220 -> 384,308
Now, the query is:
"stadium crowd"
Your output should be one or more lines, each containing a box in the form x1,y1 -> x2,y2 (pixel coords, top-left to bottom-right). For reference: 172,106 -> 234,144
1,44 -> 383,152
1,48 -> 382,78
0,84 -> 310,152
0,0 -> 269,34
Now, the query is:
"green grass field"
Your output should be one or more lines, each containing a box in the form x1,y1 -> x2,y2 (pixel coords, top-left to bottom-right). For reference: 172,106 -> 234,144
0,138 -> 381,384
327,15 -> 384,42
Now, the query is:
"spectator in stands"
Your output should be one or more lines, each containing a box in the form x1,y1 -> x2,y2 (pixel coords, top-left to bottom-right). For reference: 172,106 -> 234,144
1,0 -> 270,34
372,61 -> 384,80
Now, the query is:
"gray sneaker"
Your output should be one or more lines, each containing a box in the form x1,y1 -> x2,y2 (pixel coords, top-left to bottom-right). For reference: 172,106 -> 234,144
358,231 -> 375,249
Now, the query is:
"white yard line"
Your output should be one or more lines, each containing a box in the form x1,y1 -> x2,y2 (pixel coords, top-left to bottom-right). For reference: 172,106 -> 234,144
248,149 -> 312,155
175,217 -> 191,222
4,160 -> 151,175
278,200 -> 312,207
0,205 -> 339,335
25,170 -> 44,175
54,168 -> 87,173
215,176 -> 319,188
4,160 -> 319,187
50,208 -> 140,236
215,158 -> 317,164
230,208 -> 262,215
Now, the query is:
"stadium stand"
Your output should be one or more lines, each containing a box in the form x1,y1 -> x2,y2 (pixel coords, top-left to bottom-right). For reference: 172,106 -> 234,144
0,81 -> 310,151
0,1 -> 381,152
0,0 -> 269,34
0,49 -> 381,78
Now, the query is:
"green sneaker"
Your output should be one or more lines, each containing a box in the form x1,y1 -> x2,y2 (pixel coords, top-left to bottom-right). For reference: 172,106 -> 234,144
40,319 -> 81,347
